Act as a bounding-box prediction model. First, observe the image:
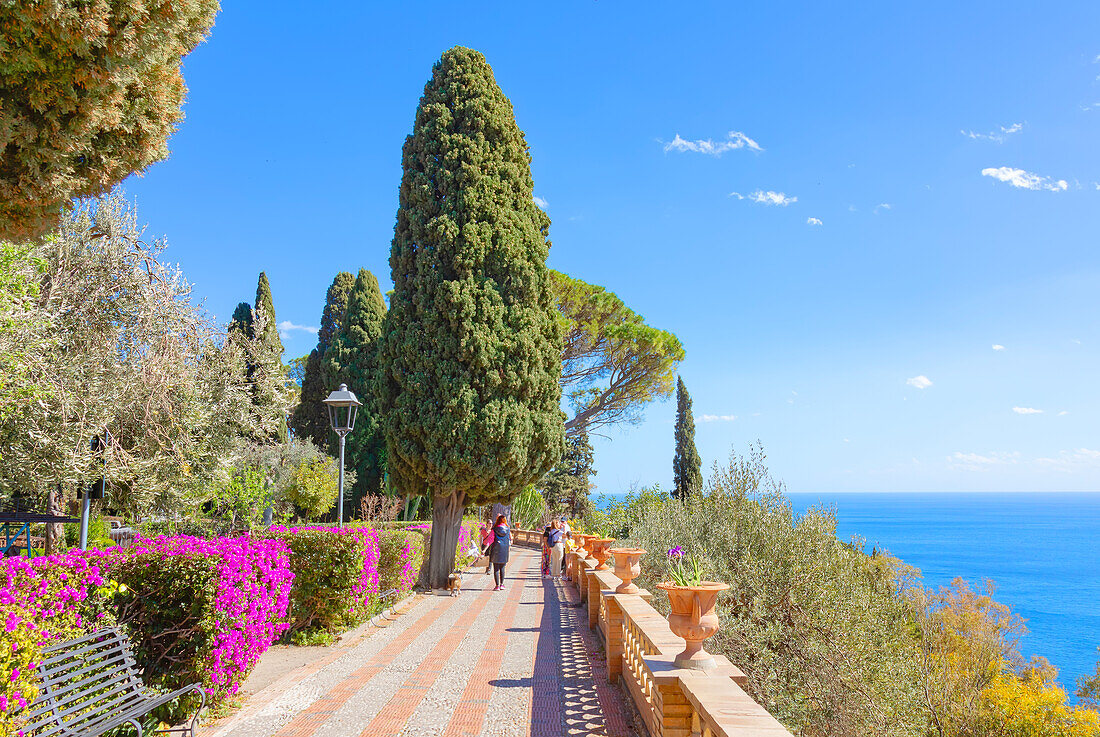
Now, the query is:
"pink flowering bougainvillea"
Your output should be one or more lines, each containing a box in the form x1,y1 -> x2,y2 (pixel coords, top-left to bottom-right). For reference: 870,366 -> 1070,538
107,535 -> 294,703
0,551 -> 108,737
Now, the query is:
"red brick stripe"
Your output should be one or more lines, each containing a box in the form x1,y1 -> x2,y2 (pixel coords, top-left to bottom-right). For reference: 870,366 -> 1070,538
441,548 -> 534,736
271,596 -> 454,737
358,565 -> 515,736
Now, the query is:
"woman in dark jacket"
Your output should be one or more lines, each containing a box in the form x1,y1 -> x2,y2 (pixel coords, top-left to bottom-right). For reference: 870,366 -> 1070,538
491,514 -> 511,591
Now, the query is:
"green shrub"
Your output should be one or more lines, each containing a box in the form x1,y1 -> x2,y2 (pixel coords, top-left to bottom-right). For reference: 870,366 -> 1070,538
619,444 -> 924,737
285,458 -> 340,520
267,529 -> 368,635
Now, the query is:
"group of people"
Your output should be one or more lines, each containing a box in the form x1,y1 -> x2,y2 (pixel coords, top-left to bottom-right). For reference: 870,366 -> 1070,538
540,517 -> 571,580
475,514 -> 573,591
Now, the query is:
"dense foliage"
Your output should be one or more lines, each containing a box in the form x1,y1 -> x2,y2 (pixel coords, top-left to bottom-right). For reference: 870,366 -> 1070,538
0,194 -> 291,517
323,269 -> 388,508
540,430 -> 595,518
291,272 -> 355,445
108,535 -> 294,702
253,273 -> 288,442
552,270 -> 684,436
598,445 -> 1100,737
0,0 -> 220,241
671,377 -> 702,499
268,526 -> 379,635
0,523 -> 421,735
377,47 -> 563,588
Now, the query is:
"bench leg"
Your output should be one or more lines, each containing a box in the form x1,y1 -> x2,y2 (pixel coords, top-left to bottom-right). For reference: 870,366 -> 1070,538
126,718 -> 143,736
188,690 -> 207,737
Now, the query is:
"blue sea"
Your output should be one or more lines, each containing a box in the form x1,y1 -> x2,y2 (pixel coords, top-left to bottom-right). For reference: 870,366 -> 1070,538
603,491 -> 1100,691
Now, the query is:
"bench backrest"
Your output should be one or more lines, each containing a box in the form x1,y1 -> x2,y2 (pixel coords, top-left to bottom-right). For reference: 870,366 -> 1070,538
19,627 -> 147,737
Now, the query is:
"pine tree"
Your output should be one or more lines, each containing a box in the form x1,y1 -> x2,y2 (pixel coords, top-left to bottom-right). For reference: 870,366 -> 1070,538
672,376 -> 703,499
322,269 -> 387,513
377,47 -> 564,589
253,272 -> 287,442
290,272 -> 355,445
542,431 -> 595,519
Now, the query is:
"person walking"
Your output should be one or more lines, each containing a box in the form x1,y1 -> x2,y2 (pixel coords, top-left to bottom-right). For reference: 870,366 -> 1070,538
540,521 -> 552,576
548,518 -> 565,581
480,522 -> 495,577
490,514 -> 511,591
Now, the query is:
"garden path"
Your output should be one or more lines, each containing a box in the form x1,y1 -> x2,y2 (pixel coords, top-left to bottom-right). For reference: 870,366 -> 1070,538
203,545 -> 637,737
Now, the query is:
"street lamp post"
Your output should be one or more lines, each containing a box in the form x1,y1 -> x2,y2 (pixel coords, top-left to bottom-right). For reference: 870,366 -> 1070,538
323,384 -> 361,528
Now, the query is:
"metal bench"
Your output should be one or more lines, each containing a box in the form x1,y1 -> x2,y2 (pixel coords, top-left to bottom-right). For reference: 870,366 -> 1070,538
19,628 -> 204,737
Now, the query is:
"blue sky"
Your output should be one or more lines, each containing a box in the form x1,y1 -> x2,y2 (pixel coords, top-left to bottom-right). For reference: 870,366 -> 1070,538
122,1 -> 1100,493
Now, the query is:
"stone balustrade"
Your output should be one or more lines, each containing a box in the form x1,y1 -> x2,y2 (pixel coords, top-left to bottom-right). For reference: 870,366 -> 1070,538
512,529 -> 792,737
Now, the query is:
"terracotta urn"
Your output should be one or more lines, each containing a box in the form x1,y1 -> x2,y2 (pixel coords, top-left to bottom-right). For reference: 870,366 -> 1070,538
609,548 -> 646,594
589,538 -> 615,570
576,534 -> 593,559
655,581 -> 730,671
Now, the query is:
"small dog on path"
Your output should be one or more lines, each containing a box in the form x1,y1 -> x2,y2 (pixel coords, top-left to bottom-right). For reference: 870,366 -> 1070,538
447,572 -> 462,597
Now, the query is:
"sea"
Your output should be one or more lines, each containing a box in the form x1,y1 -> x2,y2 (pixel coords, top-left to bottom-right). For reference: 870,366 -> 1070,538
601,491 -> 1100,692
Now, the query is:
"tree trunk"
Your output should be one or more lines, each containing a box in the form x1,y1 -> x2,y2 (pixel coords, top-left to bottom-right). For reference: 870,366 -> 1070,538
421,490 -> 465,590
45,484 -> 63,554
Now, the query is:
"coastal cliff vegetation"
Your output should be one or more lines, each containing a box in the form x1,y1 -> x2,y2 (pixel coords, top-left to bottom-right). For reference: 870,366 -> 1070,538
583,444 -> 1100,737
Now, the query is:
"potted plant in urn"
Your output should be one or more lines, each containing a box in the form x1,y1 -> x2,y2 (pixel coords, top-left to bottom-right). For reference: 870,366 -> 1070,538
655,546 -> 729,670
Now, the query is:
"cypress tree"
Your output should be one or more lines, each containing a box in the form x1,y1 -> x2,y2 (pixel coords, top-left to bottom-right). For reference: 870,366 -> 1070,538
322,269 -> 387,513
229,302 -> 253,341
672,376 -> 702,499
253,272 -> 287,442
377,47 -> 564,589
290,272 -> 355,445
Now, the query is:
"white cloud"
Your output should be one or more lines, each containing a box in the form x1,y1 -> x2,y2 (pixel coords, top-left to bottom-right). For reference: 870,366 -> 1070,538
1012,406 -> 1043,415
981,167 -> 1068,192
948,451 -> 1019,471
874,203 -> 892,214
533,195 -> 548,209
1059,410 -> 1070,416
728,192 -> 744,200
1036,448 -> 1100,471
906,375 -> 932,389
806,217 -> 823,226
961,122 -> 1024,143
748,190 -> 797,206
700,414 -> 737,422
277,321 -> 318,341
663,131 -> 763,155
992,344 -> 1005,351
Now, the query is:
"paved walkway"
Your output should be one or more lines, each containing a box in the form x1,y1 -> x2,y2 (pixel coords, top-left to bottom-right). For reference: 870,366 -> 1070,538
206,546 -> 637,737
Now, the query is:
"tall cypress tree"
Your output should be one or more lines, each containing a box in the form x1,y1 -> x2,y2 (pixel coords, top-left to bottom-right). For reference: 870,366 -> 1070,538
322,269 -> 387,513
672,376 -> 702,499
290,271 -> 355,445
377,47 -> 564,589
253,272 -> 287,442
229,301 -> 253,341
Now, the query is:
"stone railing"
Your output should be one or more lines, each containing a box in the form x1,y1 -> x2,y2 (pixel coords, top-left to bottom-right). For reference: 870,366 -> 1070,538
513,530 -> 792,737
